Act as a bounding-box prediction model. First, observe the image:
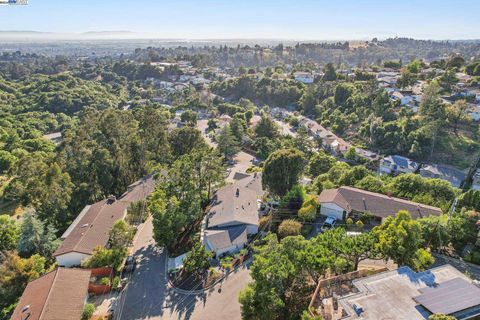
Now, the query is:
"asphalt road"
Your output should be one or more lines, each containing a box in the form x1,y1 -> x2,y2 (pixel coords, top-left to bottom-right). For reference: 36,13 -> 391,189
116,217 -> 251,320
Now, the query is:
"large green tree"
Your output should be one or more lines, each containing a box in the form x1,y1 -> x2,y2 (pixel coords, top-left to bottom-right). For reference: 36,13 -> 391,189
372,210 -> 434,270
17,212 -> 60,261
0,253 -> 46,317
308,151 -> 336,177
255,112 -> 280,139
183,242 -> 212,277
263,148 -> 306,197
0,215 -> 19,253
217,124 -> 240,159
169,126 -> 207,159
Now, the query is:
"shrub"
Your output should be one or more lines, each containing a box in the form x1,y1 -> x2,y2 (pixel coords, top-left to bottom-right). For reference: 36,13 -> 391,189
464,250 -> 480,265
82,303 -> 95,320
112,276 -> 120,288
259,215 -> 270,230
278,219 -> 302,238
280,185 -> 306,210
220,256 -> 233,269
355,220 -> 364,231
357,212 -> 373,224
100,277 -> 110,285
298,195 -> 318,221
81,246 -> 127,271
346,218 -> 354,229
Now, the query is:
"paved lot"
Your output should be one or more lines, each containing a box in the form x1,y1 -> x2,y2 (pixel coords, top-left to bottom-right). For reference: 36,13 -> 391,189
226,151 -> 254,182
275,120 -> 296,137
189,267 -> 251,320
116,218 -> 251,320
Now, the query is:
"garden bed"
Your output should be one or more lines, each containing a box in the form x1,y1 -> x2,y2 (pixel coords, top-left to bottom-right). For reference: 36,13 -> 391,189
169,267 -> 224,291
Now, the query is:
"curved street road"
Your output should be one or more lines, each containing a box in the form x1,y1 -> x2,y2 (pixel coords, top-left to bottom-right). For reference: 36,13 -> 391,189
116,212 -> 251,320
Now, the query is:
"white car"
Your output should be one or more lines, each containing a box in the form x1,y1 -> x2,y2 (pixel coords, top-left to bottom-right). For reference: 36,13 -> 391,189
321,216 -> 336,231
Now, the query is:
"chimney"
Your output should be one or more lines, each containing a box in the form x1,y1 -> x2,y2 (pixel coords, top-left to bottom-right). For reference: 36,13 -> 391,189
236,188 -> 240,197
107,195 -> 116,203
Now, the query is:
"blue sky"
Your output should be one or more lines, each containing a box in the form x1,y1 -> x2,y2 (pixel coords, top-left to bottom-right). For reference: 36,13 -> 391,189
0,0 -> 479,40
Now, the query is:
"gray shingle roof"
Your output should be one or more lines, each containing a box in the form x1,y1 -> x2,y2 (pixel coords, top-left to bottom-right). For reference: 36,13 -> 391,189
204,226 -> 247,252
207,174 -> 263,229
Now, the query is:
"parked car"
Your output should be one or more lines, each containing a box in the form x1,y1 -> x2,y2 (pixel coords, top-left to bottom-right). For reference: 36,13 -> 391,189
122,255 -> 137,275
321,217 -> 336,231
252,158 -> 262,166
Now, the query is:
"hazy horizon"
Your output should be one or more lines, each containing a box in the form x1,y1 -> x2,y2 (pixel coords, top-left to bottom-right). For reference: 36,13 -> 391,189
0,30 -> 478,43
0,0 -> 479,41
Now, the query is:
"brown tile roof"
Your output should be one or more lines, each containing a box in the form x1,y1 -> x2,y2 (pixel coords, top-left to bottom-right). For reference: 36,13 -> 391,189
318,186 -> 442,219
11,268 -> 91,320
118,174 -> 156,203
54,199 -> 128,256
54,175 -> 157,257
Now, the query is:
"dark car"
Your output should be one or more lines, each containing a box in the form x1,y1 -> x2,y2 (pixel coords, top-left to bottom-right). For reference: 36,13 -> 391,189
122,255 -> 137,275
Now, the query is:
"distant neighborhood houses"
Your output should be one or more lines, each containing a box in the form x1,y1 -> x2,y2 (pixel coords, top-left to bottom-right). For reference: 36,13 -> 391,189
293,71 -> 315,84
379,155 -> 419,175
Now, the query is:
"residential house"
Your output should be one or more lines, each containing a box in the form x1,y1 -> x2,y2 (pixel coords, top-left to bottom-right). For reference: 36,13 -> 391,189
376,71 -> 399,88
298,116 -> 351,156
355,148 -> 380,162
11,268 -> 91,320
202,173 -> 263,257
318,186 -> 442,222
309,264 -> 480,320
419,164 -> 466,188
472,169 -> 480,191
42,132 -> 62,145
379,155 -> 419,175
390,91 -> 412,105
293,71 -> 314,84
54,175 -> 156,267
329,137 -> 350,156
468,104 -> 480,121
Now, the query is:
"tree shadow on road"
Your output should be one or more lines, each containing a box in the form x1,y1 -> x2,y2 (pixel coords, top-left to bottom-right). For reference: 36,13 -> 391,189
118,243 -> 169,319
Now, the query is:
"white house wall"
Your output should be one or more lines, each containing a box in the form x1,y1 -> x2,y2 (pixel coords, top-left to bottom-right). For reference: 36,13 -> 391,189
320,202 -> 345,220
55,252 -> 91,267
